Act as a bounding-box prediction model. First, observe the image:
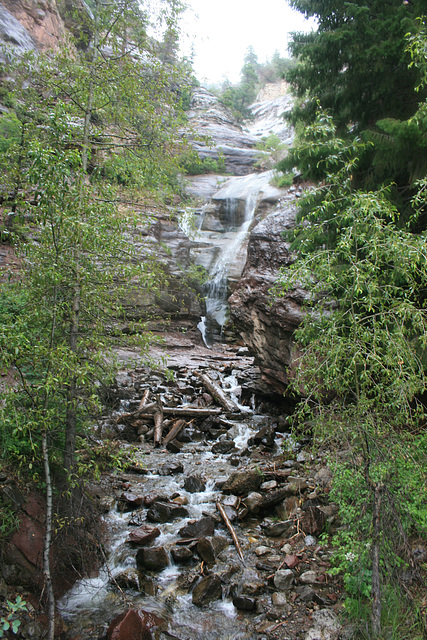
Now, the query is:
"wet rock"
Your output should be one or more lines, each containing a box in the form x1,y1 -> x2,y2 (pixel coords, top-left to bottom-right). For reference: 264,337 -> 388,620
183,475 -> 206,493
212,440 -> 236,454
197,537 -> 216,565
171,546 -> 194,564
126,525 -> 161,546
222,470 -> 263,496
192,574 -> 222,606
179,516 -> 216,539
136,546 -> 169,572
147,501 -> 189,523
118,492 -> 144,511
248,425 -> 276,448
233,595 -> 257,611
114,568 -> 140,591
262,519 -> 295,537
158,461 -> 184,475
166,439 -> 183,453
273,569 -> 294,590
107,609 -> 165,640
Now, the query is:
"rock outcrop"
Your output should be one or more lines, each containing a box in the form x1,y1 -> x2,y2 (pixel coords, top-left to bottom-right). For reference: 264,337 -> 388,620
229,192 -> 309,393
0,0 -> 91,52
187,87 -> 259,176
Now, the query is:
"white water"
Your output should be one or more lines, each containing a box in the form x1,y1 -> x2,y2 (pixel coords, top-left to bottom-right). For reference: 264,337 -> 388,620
204,191 -> 258,338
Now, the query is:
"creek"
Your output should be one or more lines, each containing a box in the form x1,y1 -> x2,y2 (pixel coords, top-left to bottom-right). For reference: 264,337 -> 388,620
57,88 -> 340,640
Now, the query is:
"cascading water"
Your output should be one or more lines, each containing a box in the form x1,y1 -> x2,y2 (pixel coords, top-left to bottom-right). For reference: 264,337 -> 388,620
200,192 -> 259,345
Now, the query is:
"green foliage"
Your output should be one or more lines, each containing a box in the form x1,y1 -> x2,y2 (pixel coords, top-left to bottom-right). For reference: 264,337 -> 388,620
287,0 -> 425,132
181,150 -> 226,175
0,596 -> 27,638
0,113 -> 21,154
0,0 -> 189,481
275,110 -> 427,635
255,133 -> 287,171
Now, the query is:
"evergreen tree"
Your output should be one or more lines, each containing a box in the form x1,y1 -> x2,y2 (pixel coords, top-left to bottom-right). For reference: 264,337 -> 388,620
287,0 -> 426,132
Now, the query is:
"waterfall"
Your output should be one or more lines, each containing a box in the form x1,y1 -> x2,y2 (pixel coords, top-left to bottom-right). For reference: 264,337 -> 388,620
201,191 -> 259,344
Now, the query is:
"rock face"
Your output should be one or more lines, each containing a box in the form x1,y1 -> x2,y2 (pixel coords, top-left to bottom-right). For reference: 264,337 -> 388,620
0,0 -> 91,52
229,194 -> 309,393
187,88 -> 259,176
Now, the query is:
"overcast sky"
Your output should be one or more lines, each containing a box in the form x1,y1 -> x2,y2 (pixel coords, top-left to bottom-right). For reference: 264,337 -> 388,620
180,0 -> 316,85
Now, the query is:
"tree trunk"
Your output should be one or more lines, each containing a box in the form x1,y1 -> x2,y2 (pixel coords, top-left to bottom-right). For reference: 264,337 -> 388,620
371,483 -> 383,637
42,431 -> 55,640
195,371 -> 240,413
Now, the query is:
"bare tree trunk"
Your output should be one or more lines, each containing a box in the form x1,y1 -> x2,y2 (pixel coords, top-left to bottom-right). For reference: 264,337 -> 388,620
153,395 -> 163,448
195,371 -> 240,413
371,483 -> 383,637
42,431 -> 55,640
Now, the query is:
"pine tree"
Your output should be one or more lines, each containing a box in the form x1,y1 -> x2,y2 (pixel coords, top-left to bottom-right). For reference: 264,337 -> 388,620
287,0 -> 426,132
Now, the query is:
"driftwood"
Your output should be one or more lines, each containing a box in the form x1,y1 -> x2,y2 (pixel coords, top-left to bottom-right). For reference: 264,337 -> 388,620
163,419 -> 186,446
116,402 -> 157,424
216,501 -> 244,563
137,407 -> 222,419
153,395 -> 163,448
138,389 -> 150,409
195,372 -> 239,414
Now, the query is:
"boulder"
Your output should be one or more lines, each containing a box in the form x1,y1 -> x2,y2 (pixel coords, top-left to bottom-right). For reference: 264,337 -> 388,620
192,574 -> 222,606
221,470 -> 263,496
107,609 -> 165,640
179,516 -> 216,539
232,595 -> 257,611
146,501 -> 189,523
183,475 -> 206,493
273,569 -> 295,591
126,525 -> 161,546
135,547 -> 169,572
171,546 -> 194,564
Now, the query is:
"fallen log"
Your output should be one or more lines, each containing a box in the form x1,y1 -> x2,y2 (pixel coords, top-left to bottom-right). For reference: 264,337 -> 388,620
195,372 -> 240,414
137,407 -> 222,419
153,395 -> 163,448
163,419 -> 186,446
216,501 -> 244,563
138,389 -> 150,409
116,402 -> 157,424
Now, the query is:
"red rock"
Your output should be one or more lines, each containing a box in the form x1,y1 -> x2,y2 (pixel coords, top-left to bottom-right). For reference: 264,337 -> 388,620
284,554 -> 300,569
11,514 -> 44,566
126,526 -> 160,546
107,609 -> 164,640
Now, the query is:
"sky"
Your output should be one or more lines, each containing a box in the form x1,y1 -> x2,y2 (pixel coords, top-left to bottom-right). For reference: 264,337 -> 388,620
180,0 -> 316,86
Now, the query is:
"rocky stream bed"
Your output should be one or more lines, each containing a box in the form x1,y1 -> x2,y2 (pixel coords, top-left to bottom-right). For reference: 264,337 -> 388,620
52,344 -> 352,640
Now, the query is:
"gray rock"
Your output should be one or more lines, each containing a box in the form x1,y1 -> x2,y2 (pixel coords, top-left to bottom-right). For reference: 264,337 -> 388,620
262,519 -> 295,537
273,569 -> 294,590
299,570 -> 317,584
244,492 -> 264,512
222,470 -> 263,496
